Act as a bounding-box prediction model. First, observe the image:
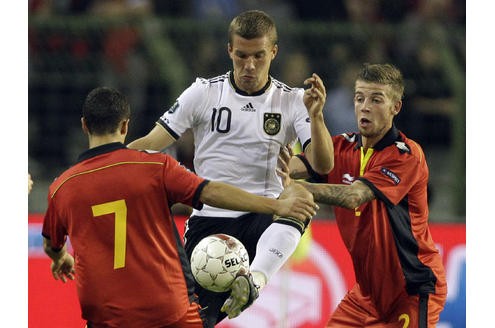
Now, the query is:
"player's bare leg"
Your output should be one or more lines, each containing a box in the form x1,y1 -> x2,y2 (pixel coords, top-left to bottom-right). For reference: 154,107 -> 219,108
221,183 -> 314,319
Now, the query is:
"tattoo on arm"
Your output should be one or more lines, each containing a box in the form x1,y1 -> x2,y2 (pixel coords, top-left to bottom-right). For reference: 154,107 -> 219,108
299,181 -> 375,209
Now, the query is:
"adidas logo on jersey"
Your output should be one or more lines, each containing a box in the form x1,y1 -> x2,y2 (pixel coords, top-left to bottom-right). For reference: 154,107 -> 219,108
240,102 -> 255,112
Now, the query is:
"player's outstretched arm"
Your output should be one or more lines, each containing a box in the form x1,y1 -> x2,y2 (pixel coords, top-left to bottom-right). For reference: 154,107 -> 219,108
296,180 -> 375,209
278,182 -> 313,204
127,123 -> 176,151
199,181 -> 317,222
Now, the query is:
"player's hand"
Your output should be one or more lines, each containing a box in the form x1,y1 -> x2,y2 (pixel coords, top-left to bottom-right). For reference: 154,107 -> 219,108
277,183 -> 318,221
276,145 -> 293,188
51,252 -> 75,283
303,73 -> 326,117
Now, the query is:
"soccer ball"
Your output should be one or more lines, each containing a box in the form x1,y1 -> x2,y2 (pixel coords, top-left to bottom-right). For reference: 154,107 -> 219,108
190,234 -> 249,292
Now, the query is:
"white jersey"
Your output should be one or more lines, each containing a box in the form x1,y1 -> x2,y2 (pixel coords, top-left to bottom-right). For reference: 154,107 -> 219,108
159,71 -> 312,217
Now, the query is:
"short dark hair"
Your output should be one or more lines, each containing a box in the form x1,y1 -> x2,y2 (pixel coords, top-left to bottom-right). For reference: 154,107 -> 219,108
356,63 -> 405,102
82,87 -> 130,135
228,10 -> 278,46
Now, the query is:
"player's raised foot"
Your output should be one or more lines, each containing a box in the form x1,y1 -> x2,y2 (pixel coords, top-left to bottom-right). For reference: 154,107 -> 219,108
221,271 -> 259,319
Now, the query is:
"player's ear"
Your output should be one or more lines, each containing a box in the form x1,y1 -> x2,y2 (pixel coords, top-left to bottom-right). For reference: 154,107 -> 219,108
271,44 -> 278,59
81,117 -> 90,135
120,119 -> 129,135
227,43 -> 233,58
393,100 -> 402,116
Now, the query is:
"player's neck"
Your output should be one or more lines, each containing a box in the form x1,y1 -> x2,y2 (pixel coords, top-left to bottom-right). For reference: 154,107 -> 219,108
361,137 -> 376,150
88,134 -> 125,149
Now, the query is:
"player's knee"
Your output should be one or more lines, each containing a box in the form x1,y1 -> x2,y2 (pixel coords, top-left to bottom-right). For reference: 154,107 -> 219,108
273,215 -> 311,235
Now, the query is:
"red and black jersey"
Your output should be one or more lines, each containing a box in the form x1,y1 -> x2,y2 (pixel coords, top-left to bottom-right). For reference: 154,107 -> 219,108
304,126 -> 447,316
42,142 -> 208,327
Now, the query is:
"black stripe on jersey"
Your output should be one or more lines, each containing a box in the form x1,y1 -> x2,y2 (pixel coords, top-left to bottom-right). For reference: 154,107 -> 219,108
358,177 -> 438,296
157,119 -> 180,140
302,138 -> 311,152
208,73 -> 229,84
40,234 -> 63,252
357,177 -> 394,207
386,201 -> 437,295
272,79 -> 293,93
170,214 -> 197,302
295,154 -> 327,183
192,180 -> 209,210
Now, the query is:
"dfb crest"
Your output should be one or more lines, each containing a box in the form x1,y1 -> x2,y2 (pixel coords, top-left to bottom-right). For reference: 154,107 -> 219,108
263,113 -> 281,136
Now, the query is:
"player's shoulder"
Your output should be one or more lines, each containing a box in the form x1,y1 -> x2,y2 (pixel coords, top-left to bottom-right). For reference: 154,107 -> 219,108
395,132 -> 426,161
184,73 -> 229,101
136,149 -> 195,174
334,132 -> 359,147
124,148 -> 192,173
132,148 -> 172,161
375,131 -> 427,168
139,149 -> 162,155
195,72 -> 230,88
47,162 -> 86,198
271,77 -> 303,95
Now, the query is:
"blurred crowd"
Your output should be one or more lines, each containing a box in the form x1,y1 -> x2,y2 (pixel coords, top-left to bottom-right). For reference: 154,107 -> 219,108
28,0 -> 465,218
29,0 -> 465,23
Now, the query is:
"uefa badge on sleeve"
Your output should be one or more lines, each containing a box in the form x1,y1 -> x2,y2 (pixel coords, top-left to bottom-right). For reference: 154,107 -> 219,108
167,101 -> 179,114
263,113 -> 281,135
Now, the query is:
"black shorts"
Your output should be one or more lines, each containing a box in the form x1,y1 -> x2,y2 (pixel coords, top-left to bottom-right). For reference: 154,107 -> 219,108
183,212 -> 273,327
183,212 -> 273,261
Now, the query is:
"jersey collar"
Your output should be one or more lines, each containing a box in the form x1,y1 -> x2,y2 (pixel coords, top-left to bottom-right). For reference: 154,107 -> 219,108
229,71 -> 271,96
355,124 -> 401,151
77,142 -> 127,163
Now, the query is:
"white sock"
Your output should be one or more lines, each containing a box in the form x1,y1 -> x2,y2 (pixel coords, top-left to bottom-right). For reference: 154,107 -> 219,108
250,223 -> 301,289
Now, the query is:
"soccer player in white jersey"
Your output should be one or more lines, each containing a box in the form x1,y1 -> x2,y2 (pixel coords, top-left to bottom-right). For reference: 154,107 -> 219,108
128,10 -> 333,326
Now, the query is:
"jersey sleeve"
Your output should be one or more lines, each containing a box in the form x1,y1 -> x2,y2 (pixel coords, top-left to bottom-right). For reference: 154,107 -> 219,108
359,147 -> 423,206
292,88 -> 312,151
157,78 -> 209,139
162,154 -> 208,209
295,153 -> 327,183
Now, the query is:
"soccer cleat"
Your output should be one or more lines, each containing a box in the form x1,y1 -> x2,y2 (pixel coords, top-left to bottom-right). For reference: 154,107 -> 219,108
220,271 -> 259,319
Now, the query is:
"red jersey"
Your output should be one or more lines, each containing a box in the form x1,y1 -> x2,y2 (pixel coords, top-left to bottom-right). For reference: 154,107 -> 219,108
42,143 -> 208,327
308,127 -> 447,316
